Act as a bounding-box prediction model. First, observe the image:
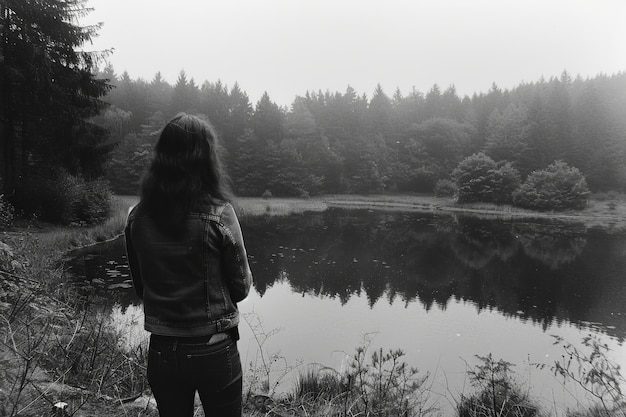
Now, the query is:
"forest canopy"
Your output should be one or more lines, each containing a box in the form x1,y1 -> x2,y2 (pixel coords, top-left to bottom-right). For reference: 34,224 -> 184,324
98,67 -> 626,198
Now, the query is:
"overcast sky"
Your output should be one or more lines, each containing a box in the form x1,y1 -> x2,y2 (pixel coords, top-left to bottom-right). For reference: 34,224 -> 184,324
84,0 -> 626,107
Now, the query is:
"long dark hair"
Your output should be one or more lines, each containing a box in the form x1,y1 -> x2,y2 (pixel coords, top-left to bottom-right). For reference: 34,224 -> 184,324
140,113 -> 232,233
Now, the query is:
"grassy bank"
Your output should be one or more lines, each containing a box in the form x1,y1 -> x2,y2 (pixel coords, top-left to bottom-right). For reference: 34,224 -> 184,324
320,193 -> 626,231
0,195 -> 151,417
234,193 -> 626,232
1,193 -> 625,416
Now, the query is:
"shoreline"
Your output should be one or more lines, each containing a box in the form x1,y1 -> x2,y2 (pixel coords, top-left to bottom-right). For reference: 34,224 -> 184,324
237,193 -> 626,232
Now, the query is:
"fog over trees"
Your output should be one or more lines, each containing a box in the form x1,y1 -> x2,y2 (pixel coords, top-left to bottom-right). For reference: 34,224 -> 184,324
99,67 -> 626,199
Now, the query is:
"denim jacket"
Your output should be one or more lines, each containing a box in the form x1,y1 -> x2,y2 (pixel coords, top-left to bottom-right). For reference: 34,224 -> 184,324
124,199 -> 253,337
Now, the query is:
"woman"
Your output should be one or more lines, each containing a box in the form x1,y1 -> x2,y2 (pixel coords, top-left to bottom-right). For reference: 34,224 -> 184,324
125,113 -> 253,416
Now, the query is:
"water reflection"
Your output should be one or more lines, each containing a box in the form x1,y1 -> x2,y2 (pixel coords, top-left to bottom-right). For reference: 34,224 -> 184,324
67,208 -> 626,342
514,222 -> 588,269
240,209 -> 626,341
66,237 -> 137,313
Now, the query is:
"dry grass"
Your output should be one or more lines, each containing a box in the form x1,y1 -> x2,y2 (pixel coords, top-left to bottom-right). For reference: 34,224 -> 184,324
0,193 -> 154,417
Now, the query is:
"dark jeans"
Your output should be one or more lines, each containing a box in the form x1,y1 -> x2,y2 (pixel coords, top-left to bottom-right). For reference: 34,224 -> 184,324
147,334 -> 242,417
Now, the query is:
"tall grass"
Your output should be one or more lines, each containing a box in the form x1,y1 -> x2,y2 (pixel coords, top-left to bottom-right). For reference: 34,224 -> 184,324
244,336 -> 436,417
0,193 -> 153,416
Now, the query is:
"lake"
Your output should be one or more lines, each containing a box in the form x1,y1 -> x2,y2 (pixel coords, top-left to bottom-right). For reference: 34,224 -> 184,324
69,207 -> 626,415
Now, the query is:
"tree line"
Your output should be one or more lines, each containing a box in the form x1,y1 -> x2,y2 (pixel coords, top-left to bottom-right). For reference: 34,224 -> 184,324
99,67 -> 626,199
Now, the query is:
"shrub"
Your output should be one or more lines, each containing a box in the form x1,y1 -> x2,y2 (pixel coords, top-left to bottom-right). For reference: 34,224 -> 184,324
297,188 -> 310,199
434,179 -> 457,197
0,193 -> 15,229
458,354 -> 539,417
262,189 -> 272,199
513,161 -> 590,211
452,153 -> 521,204
14,170 -> 112,225
74,179 -> 112,224
342,343 -> 432,416
592,190 -> 619,202
286,341 -> 433,416
15,171 -> 82,224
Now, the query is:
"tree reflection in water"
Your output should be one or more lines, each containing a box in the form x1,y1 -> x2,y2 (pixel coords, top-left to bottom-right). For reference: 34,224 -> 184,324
513,222 -> 587,269
242,209 -> 625,341
69,208 -> 626,342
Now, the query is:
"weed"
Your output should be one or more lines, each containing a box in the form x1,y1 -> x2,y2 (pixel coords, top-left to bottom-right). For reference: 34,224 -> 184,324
241,311 -> 298,399
343,340 -> 434,417
544,335 -> 626,417
458,353 -> 540,417
284,335 -> 436,417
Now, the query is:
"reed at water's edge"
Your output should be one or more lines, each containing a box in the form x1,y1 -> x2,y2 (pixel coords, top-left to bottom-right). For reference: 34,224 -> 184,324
0,194 -> 624,416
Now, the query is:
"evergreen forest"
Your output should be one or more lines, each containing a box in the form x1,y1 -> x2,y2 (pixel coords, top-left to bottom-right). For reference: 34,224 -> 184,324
98,67 -> 626,199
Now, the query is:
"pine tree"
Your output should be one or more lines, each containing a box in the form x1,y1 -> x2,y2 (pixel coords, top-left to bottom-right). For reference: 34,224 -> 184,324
170,70 -> 199,115
1,0 -> 111,191
253,92 -> 285,144
368,84 -> 393,136
484,104 -> 531,170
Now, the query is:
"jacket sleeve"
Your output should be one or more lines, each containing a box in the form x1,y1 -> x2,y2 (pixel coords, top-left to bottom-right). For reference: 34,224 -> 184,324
220,203 -> 253,303
124,214 -> 144,300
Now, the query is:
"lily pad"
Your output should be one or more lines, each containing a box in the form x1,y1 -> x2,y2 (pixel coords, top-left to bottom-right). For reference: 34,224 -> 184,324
107,283 -> 133,290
